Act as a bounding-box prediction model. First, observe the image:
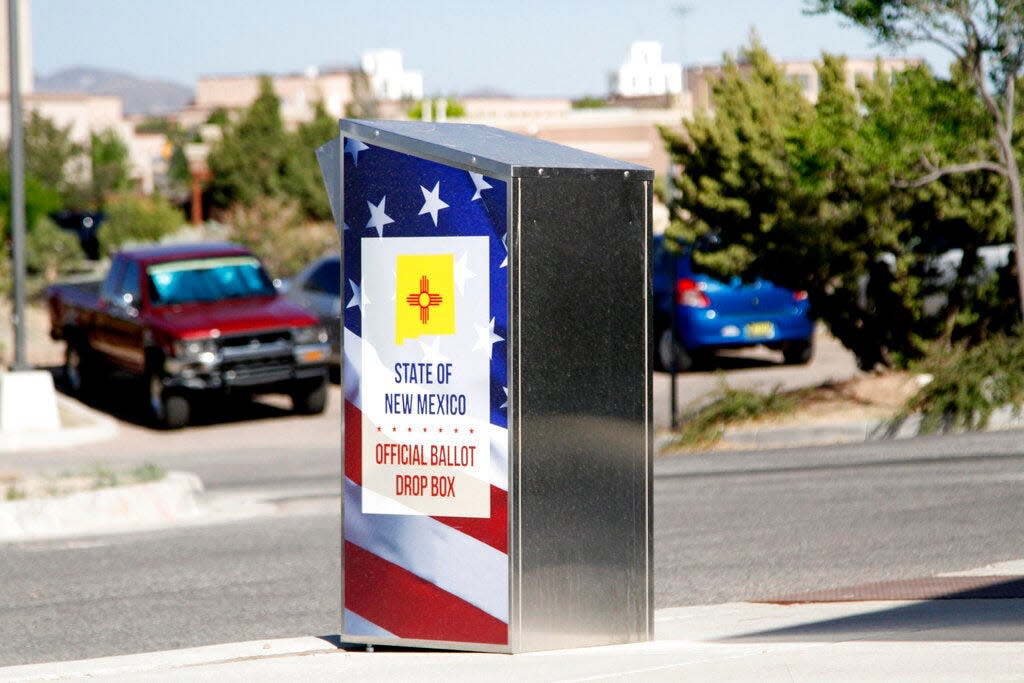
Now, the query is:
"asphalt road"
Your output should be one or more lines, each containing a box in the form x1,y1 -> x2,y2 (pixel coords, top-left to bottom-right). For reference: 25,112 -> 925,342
2,422 -> 1023,665
0,514 -> 340,666
655,431 -> 1024,607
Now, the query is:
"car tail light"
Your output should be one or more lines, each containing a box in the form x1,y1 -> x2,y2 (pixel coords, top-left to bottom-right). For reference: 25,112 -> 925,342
676,278 -> 710,308
793,290 -> 809,302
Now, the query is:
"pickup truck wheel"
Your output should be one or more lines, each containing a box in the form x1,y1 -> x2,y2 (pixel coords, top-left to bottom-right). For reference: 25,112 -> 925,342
291,376 -> 328,415
65,345 -> 84,394
147,373 -> 190,429
64,343 -> 94,395
657,328 -> 694,372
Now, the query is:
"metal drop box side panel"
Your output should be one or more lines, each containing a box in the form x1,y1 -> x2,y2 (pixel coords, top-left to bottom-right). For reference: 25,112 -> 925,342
320,120 -> 653,653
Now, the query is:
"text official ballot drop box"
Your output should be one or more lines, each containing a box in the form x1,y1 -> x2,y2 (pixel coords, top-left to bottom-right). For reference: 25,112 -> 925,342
318,120 -> 653,653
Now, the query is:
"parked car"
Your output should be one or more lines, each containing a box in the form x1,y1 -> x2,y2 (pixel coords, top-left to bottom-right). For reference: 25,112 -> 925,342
284,254 -> 341,369
51,210 -> 105,260
653,234 -> 814,371
48,242 -> 331,429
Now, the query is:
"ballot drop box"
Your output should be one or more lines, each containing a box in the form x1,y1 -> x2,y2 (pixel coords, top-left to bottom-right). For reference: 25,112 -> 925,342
318,120 -> 653,653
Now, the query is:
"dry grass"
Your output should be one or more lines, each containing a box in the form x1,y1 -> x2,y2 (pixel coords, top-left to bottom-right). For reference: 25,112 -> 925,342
779,372 -> 923,424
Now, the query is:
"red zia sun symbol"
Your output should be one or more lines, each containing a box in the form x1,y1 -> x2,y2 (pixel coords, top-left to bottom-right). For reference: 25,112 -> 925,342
406,275 -> 442,324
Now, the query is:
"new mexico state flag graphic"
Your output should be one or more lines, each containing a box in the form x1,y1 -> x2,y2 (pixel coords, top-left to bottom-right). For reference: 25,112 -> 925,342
395,253 -> 455,344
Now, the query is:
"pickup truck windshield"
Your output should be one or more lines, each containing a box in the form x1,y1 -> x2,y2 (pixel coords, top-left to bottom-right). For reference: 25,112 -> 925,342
147,256 -> 276,305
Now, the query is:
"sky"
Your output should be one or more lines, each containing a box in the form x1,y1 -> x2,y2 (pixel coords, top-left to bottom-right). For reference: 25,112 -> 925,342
31,0 -> 952,98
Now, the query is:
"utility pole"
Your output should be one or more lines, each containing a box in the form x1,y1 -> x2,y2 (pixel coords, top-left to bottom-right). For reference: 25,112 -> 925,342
7,0 -> 27,370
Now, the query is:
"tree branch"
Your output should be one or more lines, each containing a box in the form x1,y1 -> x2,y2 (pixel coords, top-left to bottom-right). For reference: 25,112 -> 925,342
892,154 -> 1007,188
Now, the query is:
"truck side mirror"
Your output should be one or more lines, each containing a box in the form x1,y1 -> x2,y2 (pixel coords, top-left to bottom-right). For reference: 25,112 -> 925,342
121,292 -> 139,317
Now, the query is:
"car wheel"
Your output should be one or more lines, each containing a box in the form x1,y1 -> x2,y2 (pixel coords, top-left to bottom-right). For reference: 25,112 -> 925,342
291,375 -> 328,415
657,328 -> 694,372
783,339 -> 814,365
147,371 -> 190,429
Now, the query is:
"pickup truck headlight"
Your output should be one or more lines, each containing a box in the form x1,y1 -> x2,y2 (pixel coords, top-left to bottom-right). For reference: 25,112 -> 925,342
173,338 -> 219,363
293,325 -> 329,345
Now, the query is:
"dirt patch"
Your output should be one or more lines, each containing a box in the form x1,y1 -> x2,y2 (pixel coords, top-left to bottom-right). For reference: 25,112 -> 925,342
730,371 -> 924,429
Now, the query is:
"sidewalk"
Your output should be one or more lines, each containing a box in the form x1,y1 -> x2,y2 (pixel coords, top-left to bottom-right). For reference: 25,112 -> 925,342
3,596 -> 1022,682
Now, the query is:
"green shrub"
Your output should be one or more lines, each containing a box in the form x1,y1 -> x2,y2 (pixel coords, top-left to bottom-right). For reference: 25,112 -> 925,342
674,380 -> 797,447
26,216 -> 82,279
91,465 -> 120,489
100,193 -> 186,256
226,196 -> 338,278
5,484 -> 26,501
0,241 -> 10,298
131,463 -> 166,483
900,334 -> 1024,433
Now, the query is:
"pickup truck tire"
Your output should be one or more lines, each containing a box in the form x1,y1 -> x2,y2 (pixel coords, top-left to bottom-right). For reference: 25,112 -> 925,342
146,371 -> 190,429
291,375 -> 328,415
64,340 -> 96,396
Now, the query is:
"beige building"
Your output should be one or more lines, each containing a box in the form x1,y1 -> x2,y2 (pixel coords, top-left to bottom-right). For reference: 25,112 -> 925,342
456,97 -> 684,231
187,50 -> 424,130
188,68 -> 356,130
686,56 -> 925,113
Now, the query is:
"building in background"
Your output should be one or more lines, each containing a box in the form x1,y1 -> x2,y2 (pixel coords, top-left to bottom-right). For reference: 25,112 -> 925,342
686,56 -> 925,113
610,41 -> 683,99
185,49 -> 424,129
0,0 -> 160,193
361,49 -> 423,102
184,68 -> 357,129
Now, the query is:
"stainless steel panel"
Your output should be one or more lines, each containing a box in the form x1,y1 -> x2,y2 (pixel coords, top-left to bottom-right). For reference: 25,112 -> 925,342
512,172 -> 653,651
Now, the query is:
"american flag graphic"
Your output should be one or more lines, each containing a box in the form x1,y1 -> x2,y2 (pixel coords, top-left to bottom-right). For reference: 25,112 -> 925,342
341,137 -> 509,646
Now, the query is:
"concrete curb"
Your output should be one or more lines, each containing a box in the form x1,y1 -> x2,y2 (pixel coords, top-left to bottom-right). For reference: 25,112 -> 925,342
0,471 -> 203,541
0,395 -> 119,452
0,636 -> 338,682
686,404 -> 1024,451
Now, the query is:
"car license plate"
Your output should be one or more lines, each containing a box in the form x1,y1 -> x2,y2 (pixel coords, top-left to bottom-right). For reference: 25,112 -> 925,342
745,321 -> 775,339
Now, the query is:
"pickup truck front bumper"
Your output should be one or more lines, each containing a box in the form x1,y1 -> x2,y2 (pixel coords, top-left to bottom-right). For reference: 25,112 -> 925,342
164,338 -> 330,392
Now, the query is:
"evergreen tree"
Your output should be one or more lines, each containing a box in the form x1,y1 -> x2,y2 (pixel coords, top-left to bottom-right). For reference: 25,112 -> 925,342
90,129 -> 132,204
284,101 -> 337,221
812,0 -> 1024,321
207,75 -> 290,210
663,39 -> 1011,368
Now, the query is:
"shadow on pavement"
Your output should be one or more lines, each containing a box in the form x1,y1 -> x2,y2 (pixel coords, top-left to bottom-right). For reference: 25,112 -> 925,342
44,365 -> 295,430
653,351 -> 783,376
727,578 -> 1024,643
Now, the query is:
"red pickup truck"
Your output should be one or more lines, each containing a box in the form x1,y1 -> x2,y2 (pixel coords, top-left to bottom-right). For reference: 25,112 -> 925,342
49,242 -> 331,429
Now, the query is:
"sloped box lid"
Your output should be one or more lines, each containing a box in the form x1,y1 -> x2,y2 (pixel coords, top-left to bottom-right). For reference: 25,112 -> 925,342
339,119 -> 654,179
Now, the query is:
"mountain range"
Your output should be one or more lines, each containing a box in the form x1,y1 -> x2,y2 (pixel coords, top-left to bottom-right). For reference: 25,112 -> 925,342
34,67 -> 193,117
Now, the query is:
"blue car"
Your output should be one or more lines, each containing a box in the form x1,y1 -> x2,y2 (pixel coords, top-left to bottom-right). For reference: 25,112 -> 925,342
653,235 -> 814,371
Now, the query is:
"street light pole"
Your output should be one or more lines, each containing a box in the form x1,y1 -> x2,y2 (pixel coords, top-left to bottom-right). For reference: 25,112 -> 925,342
7,0 -> 27,370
